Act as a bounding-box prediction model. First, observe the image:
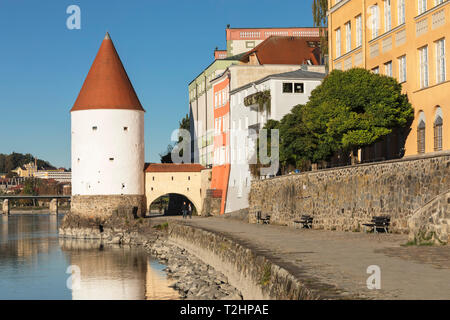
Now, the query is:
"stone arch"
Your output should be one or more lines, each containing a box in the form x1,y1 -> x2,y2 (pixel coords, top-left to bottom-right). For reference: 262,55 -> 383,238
147,192 -> 202,216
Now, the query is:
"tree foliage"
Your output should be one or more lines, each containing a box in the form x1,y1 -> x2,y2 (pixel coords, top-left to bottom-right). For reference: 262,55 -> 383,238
0,152 -> 55,174
276,68 -> 413,169
160,113 -> 190,163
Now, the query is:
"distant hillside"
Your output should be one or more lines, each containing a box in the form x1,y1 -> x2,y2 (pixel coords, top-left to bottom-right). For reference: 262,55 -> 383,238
0,152 -> 56,173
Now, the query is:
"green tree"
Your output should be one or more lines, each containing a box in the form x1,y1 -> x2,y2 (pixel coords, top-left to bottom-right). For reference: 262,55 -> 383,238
304,68 -> 413,162
278,105 -> 316,171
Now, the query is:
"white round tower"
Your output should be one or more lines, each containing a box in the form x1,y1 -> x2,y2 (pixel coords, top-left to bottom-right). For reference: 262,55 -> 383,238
70,33 -> 146,219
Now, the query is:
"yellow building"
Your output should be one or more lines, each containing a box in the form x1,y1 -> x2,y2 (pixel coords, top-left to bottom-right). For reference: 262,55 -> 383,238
12,161 -> 37,177
328,0 -> 449,156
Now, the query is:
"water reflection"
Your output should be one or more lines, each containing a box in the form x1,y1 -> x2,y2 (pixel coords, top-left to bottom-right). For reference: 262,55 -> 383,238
0,215 -> 179,300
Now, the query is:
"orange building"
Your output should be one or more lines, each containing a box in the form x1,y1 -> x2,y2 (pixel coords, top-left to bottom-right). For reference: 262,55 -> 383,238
328,0 -> 449,157
210,73 -> 231,215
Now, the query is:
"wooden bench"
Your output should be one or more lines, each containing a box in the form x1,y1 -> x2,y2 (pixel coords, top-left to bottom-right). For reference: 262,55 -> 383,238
256,211 -> 271,224
294,215 -> 313,229
363,216 -> 390,233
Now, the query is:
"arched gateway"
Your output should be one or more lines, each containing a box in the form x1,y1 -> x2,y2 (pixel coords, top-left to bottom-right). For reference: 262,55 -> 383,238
144,163 -> 206,215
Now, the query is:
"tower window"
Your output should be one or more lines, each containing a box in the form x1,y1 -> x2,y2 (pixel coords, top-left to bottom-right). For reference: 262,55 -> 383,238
188,176 -> 190,181
121,183 -> 125,189
123,127 -> 128,131
109,157 -> 114,161
92,126 -> 98,131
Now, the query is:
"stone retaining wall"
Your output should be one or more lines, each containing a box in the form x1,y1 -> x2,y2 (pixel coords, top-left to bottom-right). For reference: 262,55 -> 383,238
249,151 -> 450,234
168,222 -> 318,300
71,195 -> 146,220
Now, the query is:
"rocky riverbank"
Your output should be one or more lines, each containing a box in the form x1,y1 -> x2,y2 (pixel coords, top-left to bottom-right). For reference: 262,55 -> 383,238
147,238 -> 243,300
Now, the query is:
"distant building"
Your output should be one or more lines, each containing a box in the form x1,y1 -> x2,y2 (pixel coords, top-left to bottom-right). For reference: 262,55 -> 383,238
12,161 -> 37,178
33,170 -> 71,183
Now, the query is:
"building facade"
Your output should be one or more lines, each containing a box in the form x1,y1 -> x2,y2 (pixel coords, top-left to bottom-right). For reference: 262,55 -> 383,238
210,72 -> 231,214
33,170 -> 71,183
225,69 -> 325,213
328,0 -> 449,156
189,27 -> 322,168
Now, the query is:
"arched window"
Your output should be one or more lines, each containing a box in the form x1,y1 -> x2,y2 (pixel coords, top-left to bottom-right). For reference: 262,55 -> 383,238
417,111 -> 426,154
434,107 -> 443,151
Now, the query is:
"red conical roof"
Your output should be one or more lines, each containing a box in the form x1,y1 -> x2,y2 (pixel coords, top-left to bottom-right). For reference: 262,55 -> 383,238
71,33 -> 145,112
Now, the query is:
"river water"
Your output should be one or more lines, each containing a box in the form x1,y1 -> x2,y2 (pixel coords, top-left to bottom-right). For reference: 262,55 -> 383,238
0,214 -> 179,300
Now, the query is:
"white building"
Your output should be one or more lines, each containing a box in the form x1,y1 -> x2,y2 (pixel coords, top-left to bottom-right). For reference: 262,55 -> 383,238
225,68 -> 325,213
34,170 -> 71,183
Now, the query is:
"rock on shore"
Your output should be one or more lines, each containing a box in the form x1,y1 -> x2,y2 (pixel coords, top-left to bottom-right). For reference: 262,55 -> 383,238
146,238 -> 243,300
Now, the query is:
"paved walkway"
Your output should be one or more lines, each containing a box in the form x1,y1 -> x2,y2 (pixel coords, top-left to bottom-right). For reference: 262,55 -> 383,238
152,215 -> 450,299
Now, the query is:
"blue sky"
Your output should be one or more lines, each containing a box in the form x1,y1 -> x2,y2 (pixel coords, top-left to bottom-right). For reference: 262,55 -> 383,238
0,0 -> 314,168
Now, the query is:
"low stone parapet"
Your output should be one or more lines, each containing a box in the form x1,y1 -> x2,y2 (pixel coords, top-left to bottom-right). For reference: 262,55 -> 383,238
168,222 -> 319,300
408,189 -> 450,245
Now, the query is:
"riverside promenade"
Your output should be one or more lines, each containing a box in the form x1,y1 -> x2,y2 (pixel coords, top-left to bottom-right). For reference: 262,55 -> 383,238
154,215 -> 450,300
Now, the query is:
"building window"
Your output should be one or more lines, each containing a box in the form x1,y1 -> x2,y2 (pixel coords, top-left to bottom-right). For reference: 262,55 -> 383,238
245,41 -> 255,48
436,38 -> 446,83
152,176 -> 154,181
418,0 -> 427,15
345,22 -> 351,53
294,83 -> 304,93
419,46 -> 429,88
398,55 -> 407,82
434,107 -> 443,151
385,61 -> 393,77
283,82 -> 293,93
356,15 -> 362,47
372,66 -> 380,74
384,0 -> 392,32
417,112 -> 426,154
336,28 -> 341,57
435,0 -> 444,5
109,157 -> 114,161
371,5 -> 379,39
188,176 -> 190,180
123,127 -> 128,131
92,126 -> 98,131
398,0 -> 405,24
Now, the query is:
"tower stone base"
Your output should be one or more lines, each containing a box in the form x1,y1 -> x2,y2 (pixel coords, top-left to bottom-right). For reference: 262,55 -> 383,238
60,195 -> 147,239
70,194 -> 146,220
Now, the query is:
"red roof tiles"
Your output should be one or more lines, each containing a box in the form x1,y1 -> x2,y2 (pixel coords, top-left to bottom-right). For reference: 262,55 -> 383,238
144,163 -> 205,173
71,33 -> 144,112
240,36 -> 321,65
